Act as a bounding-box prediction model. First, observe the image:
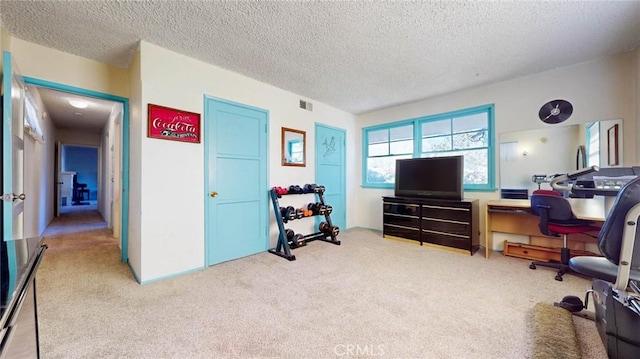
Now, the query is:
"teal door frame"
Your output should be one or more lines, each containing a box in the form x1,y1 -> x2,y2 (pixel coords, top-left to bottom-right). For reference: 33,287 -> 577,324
24,77 -> 130,263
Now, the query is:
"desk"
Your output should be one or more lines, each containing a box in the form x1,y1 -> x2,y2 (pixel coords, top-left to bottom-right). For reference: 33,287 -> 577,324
484,197 -> 607,259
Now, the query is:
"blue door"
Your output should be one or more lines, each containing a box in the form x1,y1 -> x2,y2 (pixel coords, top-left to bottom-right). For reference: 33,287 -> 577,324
2,51 -> 26,241
204,97 -> 269,265
315,123 -> 346,230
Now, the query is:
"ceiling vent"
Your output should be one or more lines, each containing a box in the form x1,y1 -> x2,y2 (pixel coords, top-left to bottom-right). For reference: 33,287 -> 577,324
299,100 -> 313,111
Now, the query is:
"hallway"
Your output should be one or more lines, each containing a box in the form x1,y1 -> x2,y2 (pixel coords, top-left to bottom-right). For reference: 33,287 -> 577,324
42,201 -> 117,253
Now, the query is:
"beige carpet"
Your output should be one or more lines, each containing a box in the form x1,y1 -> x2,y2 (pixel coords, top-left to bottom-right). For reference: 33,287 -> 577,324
36,213 -> 607,358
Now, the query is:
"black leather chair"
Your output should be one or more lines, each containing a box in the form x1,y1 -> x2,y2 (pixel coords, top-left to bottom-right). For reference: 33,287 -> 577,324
529,190 -> 601,281
566,176 -> 640,358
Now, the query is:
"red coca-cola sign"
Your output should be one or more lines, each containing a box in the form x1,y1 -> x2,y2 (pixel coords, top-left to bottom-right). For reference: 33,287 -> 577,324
147,104 -> 200,143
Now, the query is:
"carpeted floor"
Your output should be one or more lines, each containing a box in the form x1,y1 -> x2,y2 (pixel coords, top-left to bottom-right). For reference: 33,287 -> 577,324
36,211 -> 607,358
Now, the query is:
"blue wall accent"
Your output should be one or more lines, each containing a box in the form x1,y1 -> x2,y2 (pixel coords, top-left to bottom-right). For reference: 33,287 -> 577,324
63,145 -> 98,199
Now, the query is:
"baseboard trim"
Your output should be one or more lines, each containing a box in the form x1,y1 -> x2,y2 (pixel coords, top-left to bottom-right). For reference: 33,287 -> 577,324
139,266 -> 205,285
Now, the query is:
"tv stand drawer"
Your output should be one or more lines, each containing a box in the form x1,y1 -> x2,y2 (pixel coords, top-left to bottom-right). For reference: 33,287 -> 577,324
383,223 -> 420,241
382,196 -> 479,255
422,204 -> 470,222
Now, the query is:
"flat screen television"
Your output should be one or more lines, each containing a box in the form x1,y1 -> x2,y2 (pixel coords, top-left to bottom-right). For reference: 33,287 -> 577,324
394,156 -> 464,200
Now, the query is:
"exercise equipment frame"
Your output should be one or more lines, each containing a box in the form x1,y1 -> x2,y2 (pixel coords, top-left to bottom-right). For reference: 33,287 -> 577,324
268,186 -> 340,260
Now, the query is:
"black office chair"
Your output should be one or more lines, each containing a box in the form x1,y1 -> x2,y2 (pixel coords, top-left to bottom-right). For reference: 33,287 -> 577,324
529,190 -> 600,281
559,176 -> 640,358
72,174 -> 89,205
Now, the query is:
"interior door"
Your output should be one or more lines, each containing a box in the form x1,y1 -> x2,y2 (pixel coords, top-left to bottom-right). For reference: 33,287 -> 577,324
1,51 -> 26,241
204,97 -> 268,265
315,123 -> 346,230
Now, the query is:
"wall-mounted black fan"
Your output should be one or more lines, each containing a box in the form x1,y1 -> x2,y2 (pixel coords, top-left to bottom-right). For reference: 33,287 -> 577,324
538,99 -> 573,124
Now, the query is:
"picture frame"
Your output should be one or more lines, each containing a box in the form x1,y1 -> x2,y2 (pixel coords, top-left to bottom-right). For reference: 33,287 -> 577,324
147,104 -> 201,143
607,124 -> 619,166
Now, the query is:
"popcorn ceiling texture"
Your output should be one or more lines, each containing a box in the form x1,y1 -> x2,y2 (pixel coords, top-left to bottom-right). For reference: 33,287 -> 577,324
2,1 -> 640,114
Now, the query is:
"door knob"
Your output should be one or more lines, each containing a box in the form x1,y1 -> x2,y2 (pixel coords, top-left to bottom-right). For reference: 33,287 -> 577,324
210,191 -> 218,198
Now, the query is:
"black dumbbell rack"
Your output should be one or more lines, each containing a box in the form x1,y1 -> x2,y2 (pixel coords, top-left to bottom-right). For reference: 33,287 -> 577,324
268,186 -> 341,261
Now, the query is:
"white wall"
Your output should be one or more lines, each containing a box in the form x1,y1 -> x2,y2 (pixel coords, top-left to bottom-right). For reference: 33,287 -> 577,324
636,48 -> 640,154
99,103 -> 123,229
9,38 -> 129,98
134,41 -> 357,282
55,129 -> 101,147
356,52 -> 638,251
127,48 -> 143,279
23,88 -> 55,238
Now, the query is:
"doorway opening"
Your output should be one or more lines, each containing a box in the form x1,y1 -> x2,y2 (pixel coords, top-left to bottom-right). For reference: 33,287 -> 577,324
24,77 -> 130,263
59,144 -> 99,213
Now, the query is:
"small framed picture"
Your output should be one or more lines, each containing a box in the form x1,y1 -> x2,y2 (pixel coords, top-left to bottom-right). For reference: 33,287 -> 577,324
147,104 -> 200,143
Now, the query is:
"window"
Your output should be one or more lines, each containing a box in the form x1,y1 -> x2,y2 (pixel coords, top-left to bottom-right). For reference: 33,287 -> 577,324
362,104 -> 494,191
364,123 -> 413,185
586,122 -> 600,167
289,140 -> 304,163
24,88 -> 45,142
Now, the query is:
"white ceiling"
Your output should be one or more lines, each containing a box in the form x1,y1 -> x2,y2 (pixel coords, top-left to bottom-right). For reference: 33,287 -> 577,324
3,1 -> 640,116
33,87 -> 117,134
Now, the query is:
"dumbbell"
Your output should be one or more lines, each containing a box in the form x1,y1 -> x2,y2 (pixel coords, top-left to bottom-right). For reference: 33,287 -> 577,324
303,184 -> 316,193
308,202 -> 325,215
313,185 -> 325,194
288,185 -> 303,194
295,208 -> 304,219
273,186 -> 288,196
319,222 -> 340,237
280,206 -> 296,221
285,228 -> 294,241
329,226 -> 340,237
288,233 -> 305,248
325,205 -> 333,215
279,207 -> 287,223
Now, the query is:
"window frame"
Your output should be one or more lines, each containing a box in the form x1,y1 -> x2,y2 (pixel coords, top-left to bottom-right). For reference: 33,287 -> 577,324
362,104 -> 495,191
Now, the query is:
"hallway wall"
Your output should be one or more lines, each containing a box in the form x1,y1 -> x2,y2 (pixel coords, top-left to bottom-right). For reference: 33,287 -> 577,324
23,88 -> 56,237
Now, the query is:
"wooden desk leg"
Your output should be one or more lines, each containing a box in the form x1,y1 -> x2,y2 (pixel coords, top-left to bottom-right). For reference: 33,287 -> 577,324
485,204 -> 492,259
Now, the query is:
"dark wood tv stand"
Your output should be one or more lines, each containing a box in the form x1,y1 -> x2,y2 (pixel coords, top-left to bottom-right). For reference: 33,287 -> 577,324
382,196 -> 480,255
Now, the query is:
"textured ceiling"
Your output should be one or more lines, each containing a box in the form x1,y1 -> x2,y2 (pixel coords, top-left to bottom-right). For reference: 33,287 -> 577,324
3,1 -> 640,115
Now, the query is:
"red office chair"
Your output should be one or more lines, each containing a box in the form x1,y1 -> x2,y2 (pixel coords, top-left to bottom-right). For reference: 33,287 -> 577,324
530,191 -> 600,281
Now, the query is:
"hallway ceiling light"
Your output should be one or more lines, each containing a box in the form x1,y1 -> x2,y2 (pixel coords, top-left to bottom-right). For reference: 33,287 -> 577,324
69,99 -> 88,108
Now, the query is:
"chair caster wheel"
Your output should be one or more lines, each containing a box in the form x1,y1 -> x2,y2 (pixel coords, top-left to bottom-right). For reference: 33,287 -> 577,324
529,264 -> 536,270
555,275 -> 563,281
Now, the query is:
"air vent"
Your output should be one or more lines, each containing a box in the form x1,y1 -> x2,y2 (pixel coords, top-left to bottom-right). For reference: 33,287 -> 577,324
299,100 -> 313,111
